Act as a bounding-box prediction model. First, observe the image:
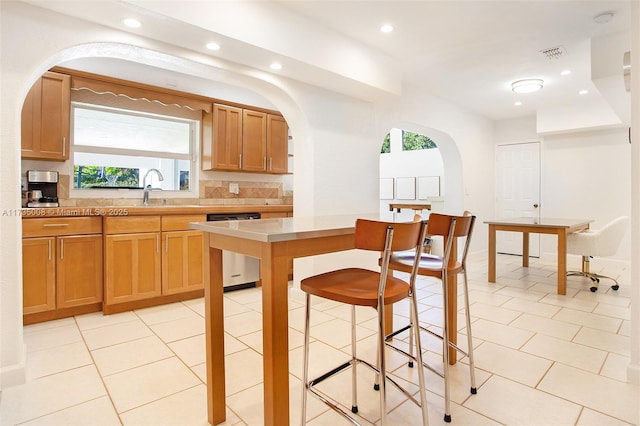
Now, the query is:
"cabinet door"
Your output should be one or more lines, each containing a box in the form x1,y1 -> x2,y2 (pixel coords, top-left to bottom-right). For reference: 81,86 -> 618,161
242,109 -> 267,172
57,235 -> 103,309
267,114 -> 289,174
162,230 -> 205,295
21,71 -> 70,160
212,104 -> 243,171
22,237 -> 56,314
105,233 -> 162,305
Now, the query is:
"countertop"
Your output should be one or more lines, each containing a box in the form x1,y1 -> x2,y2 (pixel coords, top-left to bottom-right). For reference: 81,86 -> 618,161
21,204 -> 293,218
191,213 -> 379,242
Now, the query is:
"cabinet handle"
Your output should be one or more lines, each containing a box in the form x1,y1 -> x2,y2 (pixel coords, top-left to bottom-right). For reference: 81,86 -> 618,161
165,234 -> 169,252
62,137 -> 66,156
263,156 -> 266,169
156,234 -> 160,253
60,239 -> 64,260
239,154 -> 242,168
48,239 -> 52,260
43,223 -> 69,227
270,157 -> 273,171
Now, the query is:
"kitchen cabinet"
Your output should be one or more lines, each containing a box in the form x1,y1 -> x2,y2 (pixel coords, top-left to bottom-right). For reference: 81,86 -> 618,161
267,114 -> 289,174
21,71 -> 70,160
104,216 -> 162,306
104,214 -> 205,312
242,109 -> 268,172
22,217 -> 102,323
204,104 -> 289,174
209,104 -> 243,171
161,215 -> 206,295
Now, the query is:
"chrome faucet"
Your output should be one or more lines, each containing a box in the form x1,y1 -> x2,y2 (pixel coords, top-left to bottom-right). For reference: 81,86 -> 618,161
142,168 -> 164,206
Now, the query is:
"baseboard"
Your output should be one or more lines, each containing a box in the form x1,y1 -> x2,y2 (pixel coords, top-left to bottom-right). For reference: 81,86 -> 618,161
0,345 -> 26,389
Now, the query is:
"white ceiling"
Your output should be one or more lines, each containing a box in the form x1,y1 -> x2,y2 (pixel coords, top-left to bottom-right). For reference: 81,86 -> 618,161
27,0 -> 632,121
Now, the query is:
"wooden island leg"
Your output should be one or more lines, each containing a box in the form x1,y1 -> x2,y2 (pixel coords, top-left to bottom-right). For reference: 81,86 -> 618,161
261,244 -> 291,425
488,224 -> 496,282
204,237 -> 226,425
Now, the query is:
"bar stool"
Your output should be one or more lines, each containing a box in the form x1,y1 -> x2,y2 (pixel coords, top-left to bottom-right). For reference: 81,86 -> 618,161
300,218 -> 430,425
383,212 -> 477,423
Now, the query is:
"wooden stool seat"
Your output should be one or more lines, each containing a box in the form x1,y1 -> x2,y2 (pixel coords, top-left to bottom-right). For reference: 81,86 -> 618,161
301,268 -> 410,307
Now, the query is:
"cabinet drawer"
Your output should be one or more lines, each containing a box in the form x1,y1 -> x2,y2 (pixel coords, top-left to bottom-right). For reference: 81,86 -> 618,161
104,216 -> 160,234
161,215 -> 207,231
23,217 -> 102,237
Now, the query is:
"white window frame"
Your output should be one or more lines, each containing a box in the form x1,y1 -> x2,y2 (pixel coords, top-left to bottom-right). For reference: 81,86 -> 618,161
69,102 -> 199,201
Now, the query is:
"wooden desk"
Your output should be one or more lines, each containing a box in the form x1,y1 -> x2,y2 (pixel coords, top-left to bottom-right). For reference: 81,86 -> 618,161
484,217 -> 592,295
192,214 -> 459,425
389,203 -> 431,213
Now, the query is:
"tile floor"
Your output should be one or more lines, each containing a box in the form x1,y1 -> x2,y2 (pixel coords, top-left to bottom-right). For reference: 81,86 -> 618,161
1,253 -> 638,425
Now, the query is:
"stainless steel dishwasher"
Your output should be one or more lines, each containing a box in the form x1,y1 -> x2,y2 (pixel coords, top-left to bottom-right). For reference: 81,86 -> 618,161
206,212 -> 261,292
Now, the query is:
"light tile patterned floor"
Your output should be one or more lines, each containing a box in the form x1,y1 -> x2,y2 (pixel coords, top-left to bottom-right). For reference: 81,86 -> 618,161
1,254 -> 638,425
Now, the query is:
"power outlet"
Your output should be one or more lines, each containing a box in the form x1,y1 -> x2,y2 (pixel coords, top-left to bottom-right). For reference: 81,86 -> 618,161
229,183 -> 239,194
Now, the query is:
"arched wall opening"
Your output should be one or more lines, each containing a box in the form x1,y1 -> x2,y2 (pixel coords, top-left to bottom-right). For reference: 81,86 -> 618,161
378,122 -> 464,219
0,40 -> 312,387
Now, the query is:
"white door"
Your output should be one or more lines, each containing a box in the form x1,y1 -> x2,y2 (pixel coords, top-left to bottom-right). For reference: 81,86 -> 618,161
495,142 -> 541,256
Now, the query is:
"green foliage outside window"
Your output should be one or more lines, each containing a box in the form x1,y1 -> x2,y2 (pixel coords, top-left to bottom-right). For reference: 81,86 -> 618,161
74,165 -> 139,188
403,131 -> 437,150
381,133 -> 391,153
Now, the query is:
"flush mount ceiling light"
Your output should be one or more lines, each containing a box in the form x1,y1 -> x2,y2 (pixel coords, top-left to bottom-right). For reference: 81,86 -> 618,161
594,11 -> 614,24
380,24 -> 393,33
123,18 -> 141,28
560,69 -> 572,76
269,62 -> 282,70
205,42 -> 221,51
511,79 -> 544,94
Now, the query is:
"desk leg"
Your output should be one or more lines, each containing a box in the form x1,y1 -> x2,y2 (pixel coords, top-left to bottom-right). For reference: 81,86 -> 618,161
261,246 -> 291,426
205,239 -> 226,425
488,225 -> 496,282
557,230 -> 568,295
522,232 -> 530,268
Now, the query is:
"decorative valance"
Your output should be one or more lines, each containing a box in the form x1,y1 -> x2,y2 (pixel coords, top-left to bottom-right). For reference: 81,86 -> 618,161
71,75 -> 212,114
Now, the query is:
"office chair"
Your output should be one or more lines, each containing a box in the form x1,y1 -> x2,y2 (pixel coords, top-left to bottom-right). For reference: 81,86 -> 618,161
566,216 -> 628,292
381,212 -> 477,423
300,219 -> 429,425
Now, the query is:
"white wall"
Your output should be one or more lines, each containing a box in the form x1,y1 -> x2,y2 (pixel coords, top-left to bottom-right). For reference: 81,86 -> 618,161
495,117 -> 631,263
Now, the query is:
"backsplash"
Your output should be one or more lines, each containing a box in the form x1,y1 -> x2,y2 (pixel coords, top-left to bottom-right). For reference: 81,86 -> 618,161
55,174 -> 293,207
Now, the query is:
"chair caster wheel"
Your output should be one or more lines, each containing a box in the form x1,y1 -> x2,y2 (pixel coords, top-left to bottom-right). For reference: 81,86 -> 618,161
590,287 -> 598,292
612,284 -> 619,291
373,384 -> 380,391
444,414 -> 452,423
351,406 -> 358,414
471,387 -> 477,394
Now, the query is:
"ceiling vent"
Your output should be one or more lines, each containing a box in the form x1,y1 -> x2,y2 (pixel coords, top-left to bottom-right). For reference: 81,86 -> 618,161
540,46 -> 565,60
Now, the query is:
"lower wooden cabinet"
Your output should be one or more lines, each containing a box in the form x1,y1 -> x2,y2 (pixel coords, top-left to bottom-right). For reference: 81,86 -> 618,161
103,214 -> 205,313
105,232 -> 162,305
162,230 -> 205,295
22,217 -> 103,323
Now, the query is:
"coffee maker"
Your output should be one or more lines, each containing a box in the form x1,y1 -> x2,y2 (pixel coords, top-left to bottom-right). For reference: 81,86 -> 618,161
26,170 -> 59,207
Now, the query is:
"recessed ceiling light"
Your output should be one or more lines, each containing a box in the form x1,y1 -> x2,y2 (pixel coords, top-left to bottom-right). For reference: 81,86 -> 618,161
123,18 -> 141,28
579,89 -> 589,95
511,79 -> 544,94
206,42 -> 221,51
380,24 -> 393,33
270,62 -> 282,70
514,101 -> 523,106
560,69 -> 572,76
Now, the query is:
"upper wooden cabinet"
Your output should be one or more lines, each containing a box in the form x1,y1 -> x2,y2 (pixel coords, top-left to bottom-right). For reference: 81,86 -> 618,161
210,104 -> 243,171
21,71 -> 70,160
203,104 -> 289,174
267,114 -> 289,174
242,109 -> 268,172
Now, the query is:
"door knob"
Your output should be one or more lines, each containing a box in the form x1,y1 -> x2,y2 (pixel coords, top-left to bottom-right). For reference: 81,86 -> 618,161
533,204 -> 539,208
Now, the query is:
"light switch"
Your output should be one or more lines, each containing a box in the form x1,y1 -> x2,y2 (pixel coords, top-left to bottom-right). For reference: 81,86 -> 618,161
229,183 -> 239,194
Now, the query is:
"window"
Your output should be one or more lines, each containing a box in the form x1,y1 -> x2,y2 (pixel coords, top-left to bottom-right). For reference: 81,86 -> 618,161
402,131 -> 437,151
72,103 -> 196,192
